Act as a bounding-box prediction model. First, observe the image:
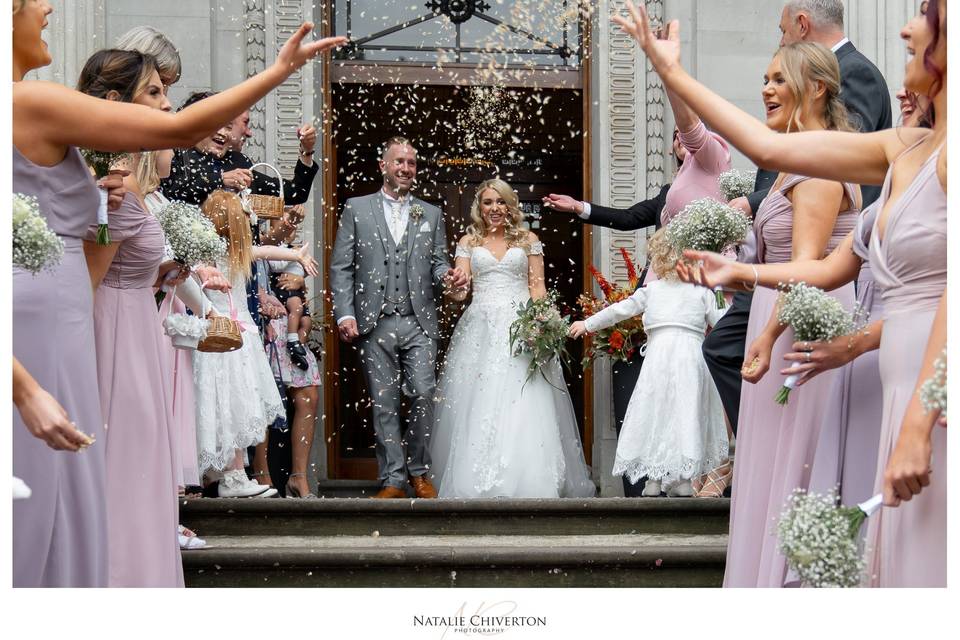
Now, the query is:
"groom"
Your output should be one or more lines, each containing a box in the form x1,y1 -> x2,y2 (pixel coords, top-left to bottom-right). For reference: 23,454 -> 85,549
330,136 -> 468,499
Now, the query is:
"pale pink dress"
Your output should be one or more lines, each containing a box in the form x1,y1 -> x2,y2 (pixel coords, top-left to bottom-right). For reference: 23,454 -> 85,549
724,175 -> 859,588
87,194 -> 184,587
863,142 -> 946,587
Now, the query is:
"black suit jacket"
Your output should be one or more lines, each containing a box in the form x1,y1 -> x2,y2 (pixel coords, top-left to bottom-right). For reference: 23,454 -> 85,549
223,151 -> 319,205
580,184 -> 670,231
746,41 -> 892,213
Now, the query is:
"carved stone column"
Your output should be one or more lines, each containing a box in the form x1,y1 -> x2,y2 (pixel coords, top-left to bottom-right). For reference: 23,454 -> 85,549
32,0 -> 105,84
590,0 -> 664,496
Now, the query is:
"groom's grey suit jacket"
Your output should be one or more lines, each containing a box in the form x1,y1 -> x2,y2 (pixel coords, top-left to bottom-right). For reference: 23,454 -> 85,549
330,191 -> 451,340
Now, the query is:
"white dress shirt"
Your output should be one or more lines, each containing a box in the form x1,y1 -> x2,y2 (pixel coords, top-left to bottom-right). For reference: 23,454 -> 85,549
830,37 -> 850,53
381,189 -> 411,245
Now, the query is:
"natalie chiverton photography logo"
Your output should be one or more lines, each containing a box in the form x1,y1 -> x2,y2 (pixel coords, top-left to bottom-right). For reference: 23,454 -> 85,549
413,601 -> 547,637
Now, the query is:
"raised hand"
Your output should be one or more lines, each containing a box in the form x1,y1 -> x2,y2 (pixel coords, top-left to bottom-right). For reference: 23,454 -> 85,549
275,23 -> 348,72
542,194 -> 582,215
611,1 -> 682,77
675,249 -> 746,290
297,244 -> 320,277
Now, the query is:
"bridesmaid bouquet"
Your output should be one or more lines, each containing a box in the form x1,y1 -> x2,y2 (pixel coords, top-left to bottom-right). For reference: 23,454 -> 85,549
509,289 -> 573,386
577,248 -> 646,367
717,169 -> 757,202
777,488 -> 883,588
665,198 -> 750,308
920,347 -> 947,419
13,193 -> 64,274
80,149 -> 126,245
775,282 -> 858,404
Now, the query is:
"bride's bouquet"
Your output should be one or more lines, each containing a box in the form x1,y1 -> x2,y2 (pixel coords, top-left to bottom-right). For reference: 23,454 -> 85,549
920,347 -> 947,419
577,248 -> 646,367
665,197 -> 750,308
509,289 -> 573,386
777,488 -> 883,588
718,169 -> 757,202
775,282 -> 860,404
13,193 -> 64,274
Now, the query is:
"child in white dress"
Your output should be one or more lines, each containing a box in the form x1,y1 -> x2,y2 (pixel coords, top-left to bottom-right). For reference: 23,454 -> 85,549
569,230 -> 729,497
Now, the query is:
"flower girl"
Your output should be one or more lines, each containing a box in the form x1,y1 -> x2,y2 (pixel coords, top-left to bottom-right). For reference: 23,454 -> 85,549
569,230 -> 728,497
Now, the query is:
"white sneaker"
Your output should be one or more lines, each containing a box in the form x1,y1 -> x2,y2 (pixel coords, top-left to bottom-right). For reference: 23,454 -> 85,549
641,479 -> 662,497
667,480 -> 694,497
218,470 -> 273,498
241,474 -> 278,498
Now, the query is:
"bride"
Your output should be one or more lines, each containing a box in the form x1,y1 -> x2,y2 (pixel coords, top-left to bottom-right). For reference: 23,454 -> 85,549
429,179 -> 595,498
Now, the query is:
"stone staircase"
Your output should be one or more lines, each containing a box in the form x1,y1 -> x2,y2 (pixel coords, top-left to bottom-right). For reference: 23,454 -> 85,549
180,481 -> 729,587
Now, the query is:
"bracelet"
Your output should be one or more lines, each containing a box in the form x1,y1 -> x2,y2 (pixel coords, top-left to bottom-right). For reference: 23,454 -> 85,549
743,265 -> 759,292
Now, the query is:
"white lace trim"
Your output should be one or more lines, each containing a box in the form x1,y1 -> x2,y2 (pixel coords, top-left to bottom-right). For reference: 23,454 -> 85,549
196,404 -> 283,473
611,443 -> 729,486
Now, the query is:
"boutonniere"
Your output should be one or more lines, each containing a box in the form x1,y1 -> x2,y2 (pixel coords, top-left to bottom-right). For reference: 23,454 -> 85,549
410,204 -> 424,223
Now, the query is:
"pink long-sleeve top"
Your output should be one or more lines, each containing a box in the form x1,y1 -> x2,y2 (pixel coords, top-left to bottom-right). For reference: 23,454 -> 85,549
661,121 -> 732,226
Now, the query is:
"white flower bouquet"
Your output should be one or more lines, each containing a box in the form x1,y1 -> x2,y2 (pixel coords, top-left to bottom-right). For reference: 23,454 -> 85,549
665,197 -> 751,308
162,310 -> 209,351
775,282 -> 858,404
509,289 -> 572,387
156,200 -> 227,268
920,347 -> 947,418
718,169 -> 757,202
13,193 -> 64,274
778,488 -> 883,588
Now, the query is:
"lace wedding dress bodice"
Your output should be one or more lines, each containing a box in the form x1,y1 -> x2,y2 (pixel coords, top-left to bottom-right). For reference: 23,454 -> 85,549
430,240 -> 595,498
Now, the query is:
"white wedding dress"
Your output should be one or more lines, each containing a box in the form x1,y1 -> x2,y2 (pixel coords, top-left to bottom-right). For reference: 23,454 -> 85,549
429,242 -> 595,498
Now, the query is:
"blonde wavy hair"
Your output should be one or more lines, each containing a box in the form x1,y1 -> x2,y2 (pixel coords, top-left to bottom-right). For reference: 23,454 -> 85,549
465,178 -> 530,249
201,191 -> 252,283
647,228 -> 680,281
776,42 -> 857,133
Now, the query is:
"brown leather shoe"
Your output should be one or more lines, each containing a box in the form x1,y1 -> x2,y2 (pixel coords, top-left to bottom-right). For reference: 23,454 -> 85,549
372,485 -> 407,499
410,475 -> 438,499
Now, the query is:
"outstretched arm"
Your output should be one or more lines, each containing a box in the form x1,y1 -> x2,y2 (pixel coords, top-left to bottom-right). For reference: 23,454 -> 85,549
14,26 -> 346,153
583,288 -> 648,334
612,2 -> 922,187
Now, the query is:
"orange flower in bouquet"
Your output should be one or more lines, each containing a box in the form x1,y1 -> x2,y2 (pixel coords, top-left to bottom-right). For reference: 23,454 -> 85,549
578,248 -> 647,367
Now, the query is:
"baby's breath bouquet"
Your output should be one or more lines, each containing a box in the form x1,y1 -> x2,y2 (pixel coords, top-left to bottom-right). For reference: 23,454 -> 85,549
80,149 -> 126,245
155,200 -> 227,269
920,347 -> 947,419
718,169 -> 757,202
775,282 -> 858,404
509,289 -> 572,387
13,193 -> 64,274
778,488 -> 883,588
665,197 -> 751,308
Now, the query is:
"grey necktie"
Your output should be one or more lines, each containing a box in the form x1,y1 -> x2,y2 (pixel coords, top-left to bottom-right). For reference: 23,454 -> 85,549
390,201 -> 402,243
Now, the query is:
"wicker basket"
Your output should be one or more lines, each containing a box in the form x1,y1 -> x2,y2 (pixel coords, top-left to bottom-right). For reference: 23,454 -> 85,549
245,162 -> 285,220
197,294 -> 243,353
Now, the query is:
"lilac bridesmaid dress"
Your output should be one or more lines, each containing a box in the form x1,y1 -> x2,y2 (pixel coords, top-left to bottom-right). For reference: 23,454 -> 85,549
863,143 -> 946,587
808,204 -> 884,505
724,175 -> 859,588
12,146 -> 108,587
87,193 -> 184,587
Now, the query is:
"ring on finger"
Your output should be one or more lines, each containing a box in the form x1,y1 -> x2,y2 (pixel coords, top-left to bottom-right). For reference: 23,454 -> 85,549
805,352 -> 811,362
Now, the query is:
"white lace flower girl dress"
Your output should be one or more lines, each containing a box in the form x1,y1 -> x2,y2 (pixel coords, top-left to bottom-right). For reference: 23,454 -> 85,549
429,241 -> 595,498
584,278 -> 729,492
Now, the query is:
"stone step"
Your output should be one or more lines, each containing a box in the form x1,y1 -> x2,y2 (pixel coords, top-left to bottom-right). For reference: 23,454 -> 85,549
182,533 -> 728,587
180,497 -> 731,537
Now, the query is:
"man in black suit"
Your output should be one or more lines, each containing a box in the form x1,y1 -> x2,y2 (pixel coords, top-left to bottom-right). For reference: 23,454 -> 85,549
702,0 -> 893,437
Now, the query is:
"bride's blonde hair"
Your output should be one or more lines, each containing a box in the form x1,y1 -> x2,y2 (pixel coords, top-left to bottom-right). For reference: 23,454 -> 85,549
465,178 -> 530,249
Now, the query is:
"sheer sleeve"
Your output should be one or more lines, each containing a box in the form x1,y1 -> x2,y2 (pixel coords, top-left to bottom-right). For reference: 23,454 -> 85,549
526,241 -> 544,256
455,244 -> 472,259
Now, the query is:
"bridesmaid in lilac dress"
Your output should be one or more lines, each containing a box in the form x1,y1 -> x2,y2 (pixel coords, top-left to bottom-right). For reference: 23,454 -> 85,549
726,173 -> 858,588
12,146 -> 109,587
624,0 -> 947,587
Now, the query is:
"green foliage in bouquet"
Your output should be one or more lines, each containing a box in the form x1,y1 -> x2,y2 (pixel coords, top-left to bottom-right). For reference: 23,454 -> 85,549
80,149 -> 127,245
508,289 -> 573,388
